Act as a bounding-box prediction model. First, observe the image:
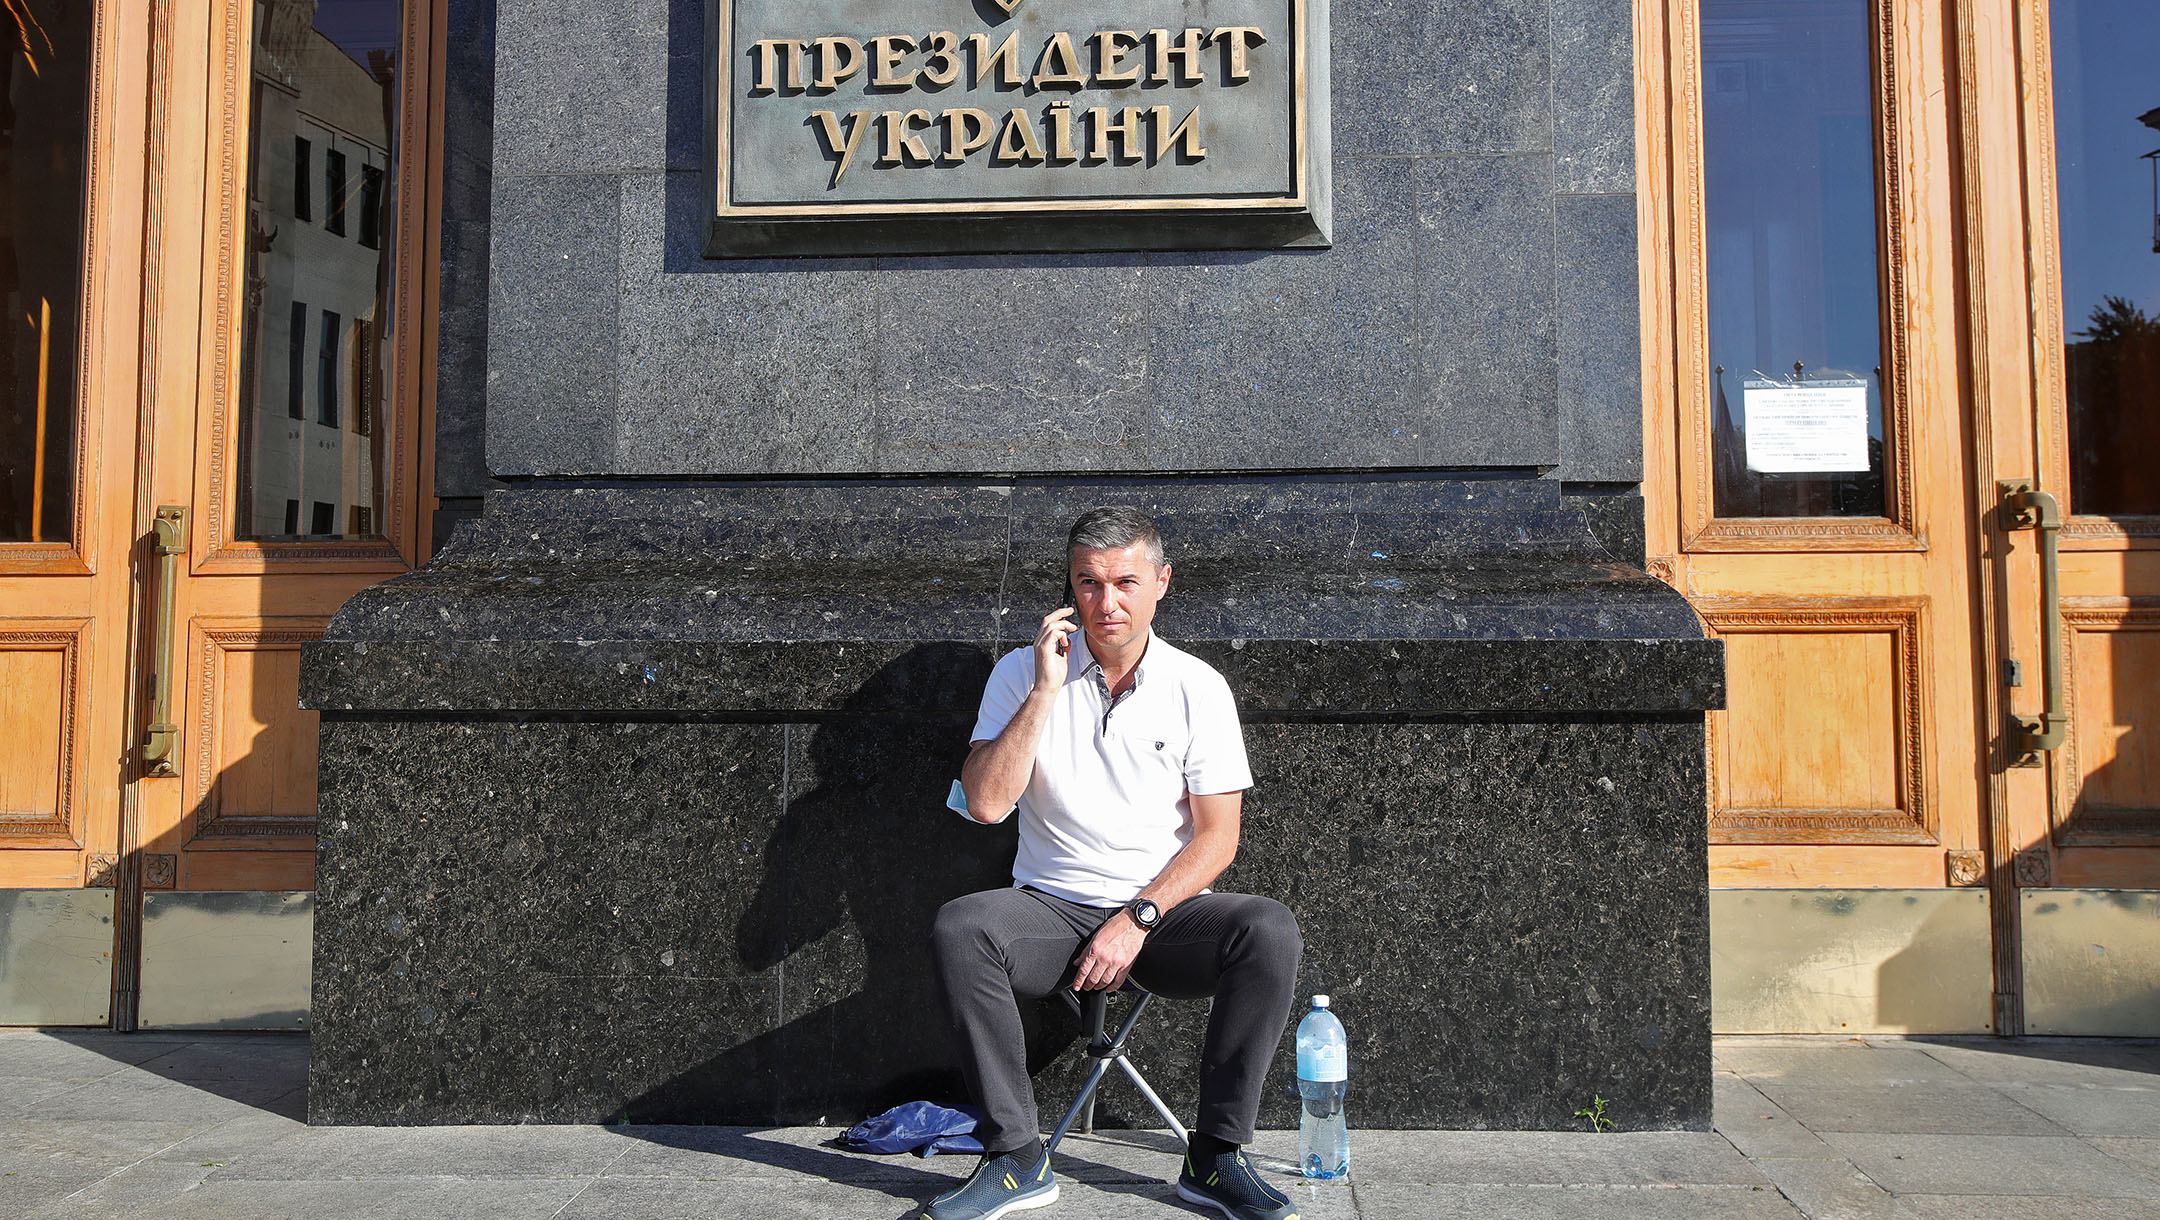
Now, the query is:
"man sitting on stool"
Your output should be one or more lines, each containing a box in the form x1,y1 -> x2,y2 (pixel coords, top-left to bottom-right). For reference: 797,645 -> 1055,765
923,506 -> 1303,1220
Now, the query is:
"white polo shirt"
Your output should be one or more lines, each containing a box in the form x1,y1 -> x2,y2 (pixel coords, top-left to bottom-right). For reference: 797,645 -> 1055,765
968,632 -> 1253,906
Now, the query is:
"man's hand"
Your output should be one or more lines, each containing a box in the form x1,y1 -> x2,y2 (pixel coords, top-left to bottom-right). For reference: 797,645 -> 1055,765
959,607 -> 1076,822
1035,607 -> 1076,689
1071,911 -> 1148,992
1066,793 -> 1244,988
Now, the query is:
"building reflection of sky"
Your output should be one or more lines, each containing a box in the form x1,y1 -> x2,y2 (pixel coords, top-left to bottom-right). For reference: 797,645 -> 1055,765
311,1 -> 400,70
2052,0 -> 2155,335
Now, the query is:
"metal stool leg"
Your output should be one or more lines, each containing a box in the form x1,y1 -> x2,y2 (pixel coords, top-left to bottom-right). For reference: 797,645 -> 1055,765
1047,1058 -> 1112,1152
1045,989 -> 1187,1154
1114,1056 -> 1191,1145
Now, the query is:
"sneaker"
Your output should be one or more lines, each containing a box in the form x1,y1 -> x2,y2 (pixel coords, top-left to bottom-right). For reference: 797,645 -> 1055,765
1175,1146 -> 1300,1220
918,1145 -> 1059,1220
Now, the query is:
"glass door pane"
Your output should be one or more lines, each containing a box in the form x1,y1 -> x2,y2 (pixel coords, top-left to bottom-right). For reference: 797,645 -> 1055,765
1701,0 -> 1891,519
2050,0 -> 2160,518
0,0 -> 92,545
237,0 -> 401,542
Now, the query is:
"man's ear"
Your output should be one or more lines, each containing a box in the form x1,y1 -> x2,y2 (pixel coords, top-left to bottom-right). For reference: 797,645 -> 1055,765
1158,561 -> 1173,593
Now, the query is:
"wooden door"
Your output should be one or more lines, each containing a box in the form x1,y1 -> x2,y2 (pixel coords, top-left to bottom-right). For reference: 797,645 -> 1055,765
1646,0 -> 2160,1034
1976,0 -> 2160,1033
1645,0 -> 2005,1032
0,0 -> 439,1029
0,1 -> 143,927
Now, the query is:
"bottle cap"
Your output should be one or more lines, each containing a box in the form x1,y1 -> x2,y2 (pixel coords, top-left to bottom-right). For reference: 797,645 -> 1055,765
1312,994 -> 1330,1008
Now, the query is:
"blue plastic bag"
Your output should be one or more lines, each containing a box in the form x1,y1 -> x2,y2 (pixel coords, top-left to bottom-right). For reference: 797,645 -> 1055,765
840,1101 -> 985,1156
918,1131 -> 986,1157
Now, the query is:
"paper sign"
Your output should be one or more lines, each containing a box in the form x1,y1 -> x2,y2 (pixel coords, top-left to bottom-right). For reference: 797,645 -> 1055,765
1743,380 -> 1871,474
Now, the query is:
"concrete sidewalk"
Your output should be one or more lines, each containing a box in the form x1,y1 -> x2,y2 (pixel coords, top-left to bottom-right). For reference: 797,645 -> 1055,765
6,1033 -> 2160,1219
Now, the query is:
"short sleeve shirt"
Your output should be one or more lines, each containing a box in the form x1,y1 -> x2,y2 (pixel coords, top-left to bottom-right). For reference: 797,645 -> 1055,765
968,633 -> 1253,906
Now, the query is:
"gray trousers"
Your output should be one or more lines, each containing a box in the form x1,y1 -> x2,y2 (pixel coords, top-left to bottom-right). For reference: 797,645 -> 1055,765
930,886 -> 1303,1154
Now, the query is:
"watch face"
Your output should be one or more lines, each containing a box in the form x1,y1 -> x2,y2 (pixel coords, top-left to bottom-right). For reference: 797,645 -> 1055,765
1133,900 -> 1160,928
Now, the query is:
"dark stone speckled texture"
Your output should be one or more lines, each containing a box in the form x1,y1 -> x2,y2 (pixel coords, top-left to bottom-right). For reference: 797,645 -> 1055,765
308,481 -> 1718,1129
311,714 -> 1045,1125
313,713 -> 1708,1130
470,0 -> 1640,480
331,0 -> 1674,1133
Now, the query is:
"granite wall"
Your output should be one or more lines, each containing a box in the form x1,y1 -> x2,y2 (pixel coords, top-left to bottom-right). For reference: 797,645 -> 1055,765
308,485 -> 1718,1128
435,0 -> 1641,485
314,0 -> 1713,1134
310,714 -> 1711,1130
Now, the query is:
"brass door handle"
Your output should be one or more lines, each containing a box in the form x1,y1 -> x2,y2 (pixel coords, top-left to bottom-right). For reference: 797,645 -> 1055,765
143,505 -> 188,776
2000,480 -> 2065,767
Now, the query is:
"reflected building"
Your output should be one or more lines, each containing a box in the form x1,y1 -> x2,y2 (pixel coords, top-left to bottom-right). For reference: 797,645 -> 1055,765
2061,103 -> 2160,517
239,0 -> 390,540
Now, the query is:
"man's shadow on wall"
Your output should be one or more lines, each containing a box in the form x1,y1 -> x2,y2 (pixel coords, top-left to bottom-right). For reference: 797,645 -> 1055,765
621,643 -> 1079,1132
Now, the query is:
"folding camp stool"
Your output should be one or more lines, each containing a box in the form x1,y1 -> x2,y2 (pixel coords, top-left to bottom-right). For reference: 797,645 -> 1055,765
1044,983 -> 1190,1153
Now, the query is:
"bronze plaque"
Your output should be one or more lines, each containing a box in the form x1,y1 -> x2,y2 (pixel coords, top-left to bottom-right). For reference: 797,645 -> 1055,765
706,0 -> 1331,256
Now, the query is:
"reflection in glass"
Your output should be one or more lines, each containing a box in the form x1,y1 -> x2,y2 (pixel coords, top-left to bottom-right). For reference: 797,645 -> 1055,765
2053,0 -> 2160,517
237,0 -> 400,542
1701,0 -> 1889,519
0,2 -> 91,544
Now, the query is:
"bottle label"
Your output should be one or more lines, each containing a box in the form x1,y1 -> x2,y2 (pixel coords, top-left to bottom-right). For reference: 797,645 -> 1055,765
1299,1046 -> 1347,1082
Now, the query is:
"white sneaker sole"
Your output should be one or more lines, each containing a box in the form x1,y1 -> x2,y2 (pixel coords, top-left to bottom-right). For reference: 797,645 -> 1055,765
1175,1182 -> 1235,1217
1175,1181 -> 1296,1220
974,1182 -> 1059,1220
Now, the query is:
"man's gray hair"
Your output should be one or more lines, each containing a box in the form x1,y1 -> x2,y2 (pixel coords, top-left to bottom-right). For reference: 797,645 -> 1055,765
1066,506 -> 1166,569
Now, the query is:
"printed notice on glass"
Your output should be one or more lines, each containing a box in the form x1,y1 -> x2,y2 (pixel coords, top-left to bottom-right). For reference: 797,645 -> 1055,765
1742,379 -> 1871,474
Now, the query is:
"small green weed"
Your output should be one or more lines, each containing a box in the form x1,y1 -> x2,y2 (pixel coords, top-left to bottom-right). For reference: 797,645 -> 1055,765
1574,1095 -> 1617,1133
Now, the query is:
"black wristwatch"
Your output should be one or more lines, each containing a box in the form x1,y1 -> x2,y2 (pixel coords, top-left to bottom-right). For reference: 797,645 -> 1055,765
1125,898 -> 1161,932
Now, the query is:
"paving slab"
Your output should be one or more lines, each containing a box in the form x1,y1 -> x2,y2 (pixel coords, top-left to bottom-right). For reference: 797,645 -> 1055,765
2087,1137 -> 2160,1183
591,1129 -> 1324,1218
1888,1197 -> 2160,1220
1744,1076 -> 2067,1136
0,1075 -> 106,1117
0,1159 -> 126,1202
18,1159 -> 222,1220
0,1033 -> 182,1080
1042,1128 -> 1308,1186
201,1122 -> 634,1181
130,1039 -> 310,1086
1748,1157 -> 1896,1220
1713,1073 -> 1840,1160
51,1176 -> 589,1220
138,1107 -> 308,1166
15,1066 -> 296,1125
1339,1131 -> 1769,1187
11,1032 -> 2160,1219
0,1116 -> 211,1176
1907,1040 -> 2160,1086
551,1175 -> 927,1220
1715,1042 -> 1969,1085
1986,1083 -> 2160,1137
1819,1131 -> 2160,1198
600,1126 -> 964,1183
1045,1128 -> 1194,1183
972,1174 -> 1354,1220
1351,1182 -> 1805,1218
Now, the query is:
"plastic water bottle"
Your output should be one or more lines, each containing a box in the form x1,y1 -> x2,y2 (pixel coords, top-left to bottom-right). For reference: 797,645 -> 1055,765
1295,994 -> 1349,1179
